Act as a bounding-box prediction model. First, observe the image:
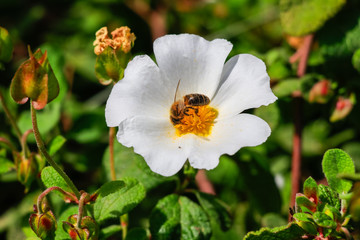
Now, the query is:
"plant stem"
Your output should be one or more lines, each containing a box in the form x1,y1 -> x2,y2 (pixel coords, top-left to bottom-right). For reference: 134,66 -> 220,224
37,186 -> 75,214
109,127 -> 116,181
0,90 -> 22,141
21,129 -> 33,157
30,101 -> 80,199
120,214 -> 128,239
0,137 -> 17,152
290,91 -> 302,210
76,192 -> 88,228
195,170 -> 216,195
289,34 -> 314,214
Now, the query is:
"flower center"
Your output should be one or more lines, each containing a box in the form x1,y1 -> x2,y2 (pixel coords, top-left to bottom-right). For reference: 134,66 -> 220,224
171,104 -> 218,137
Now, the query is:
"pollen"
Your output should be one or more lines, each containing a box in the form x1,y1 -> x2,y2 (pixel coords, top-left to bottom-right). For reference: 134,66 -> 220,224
174,105 -> 218,137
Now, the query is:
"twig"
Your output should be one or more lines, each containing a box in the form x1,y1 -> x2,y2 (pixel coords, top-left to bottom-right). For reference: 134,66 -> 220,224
289,34 -> 314,216
0,90 -> 22,141
196,170 -> 216,195
30,101 -> 81,199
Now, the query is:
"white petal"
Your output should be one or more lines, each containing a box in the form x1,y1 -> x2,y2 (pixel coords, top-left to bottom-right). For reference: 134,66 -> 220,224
212,54 -> 277,119
117,116 -> 194,176
105,55 -> 174,127
154,34 -> 232,99
188,113 -> 271,170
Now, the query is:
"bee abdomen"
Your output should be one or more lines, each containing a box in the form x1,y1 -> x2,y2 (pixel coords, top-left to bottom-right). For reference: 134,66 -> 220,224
184,94 -> 210,106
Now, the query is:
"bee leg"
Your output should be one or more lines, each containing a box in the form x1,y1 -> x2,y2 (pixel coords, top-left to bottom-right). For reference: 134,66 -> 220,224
184,108 -> 191,116
188,106 -> 198,114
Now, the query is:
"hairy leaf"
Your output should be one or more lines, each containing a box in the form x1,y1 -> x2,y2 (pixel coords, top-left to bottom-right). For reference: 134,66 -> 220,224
322,149 -> 355,194
93,178 -> 145,224
244,223 -> 305,240
280,0 -> 346,36
41,166 -> 72,193
48,135 -> 66,156
150,194 -> 211,240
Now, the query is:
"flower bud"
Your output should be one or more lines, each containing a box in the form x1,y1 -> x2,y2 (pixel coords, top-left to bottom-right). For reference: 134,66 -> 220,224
330,96 -> 354,122
93,26 -> 136,85
0,26 -> 13,69
15,153 -> 37,192
29,210 -> 57,240
62,215 -> 99,240
10,47 -> 59,110
308,80 -> 333,104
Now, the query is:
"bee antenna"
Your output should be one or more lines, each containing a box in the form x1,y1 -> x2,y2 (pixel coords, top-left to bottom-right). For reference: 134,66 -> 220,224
174,79 -> 181,102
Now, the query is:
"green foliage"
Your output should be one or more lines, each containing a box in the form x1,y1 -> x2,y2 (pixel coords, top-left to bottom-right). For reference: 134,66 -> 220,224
125,228 -> 147,240
0,27 -> 13,69
150,194 -> 212,240
279,0 -> 346,36
244,223 -> 305,240
1,0 -> 360,239
41,166 -> 72,194
93,178 -> 145,224
322,149 -> 355,194
48,135 -> 66,156
0,156 -> 15,175
102,142 -> 177,190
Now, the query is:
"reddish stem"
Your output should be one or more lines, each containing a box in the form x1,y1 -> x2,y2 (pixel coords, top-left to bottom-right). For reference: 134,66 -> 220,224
289,34 -> 314,217
290,91 -> 302,210
37,186 -> 77,214
195,170 -> 216,195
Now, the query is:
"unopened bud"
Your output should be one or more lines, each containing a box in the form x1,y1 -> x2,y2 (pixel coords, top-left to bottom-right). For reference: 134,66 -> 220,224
63,215 -> 99,240
15,153 -> 37,192
93,26 -> 136,85
29,210 -> 57,240
308,80 -> 333,104
330,96 -> 354,122
10,47 -> 59,110
0,26 -> 13,69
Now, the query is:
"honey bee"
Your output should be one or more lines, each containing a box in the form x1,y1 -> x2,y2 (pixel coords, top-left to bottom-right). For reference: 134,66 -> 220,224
170,80 -> 210,125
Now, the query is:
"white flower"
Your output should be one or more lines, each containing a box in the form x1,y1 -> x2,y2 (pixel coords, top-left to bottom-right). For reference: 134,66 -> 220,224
105,34 -> 277,177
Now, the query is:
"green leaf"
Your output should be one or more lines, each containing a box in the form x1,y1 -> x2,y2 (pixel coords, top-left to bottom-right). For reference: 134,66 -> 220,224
150,194 -> 212,240
292,213 -> 313,222
322,149 -> 355,194
303,177 -> 318,203
272,79 -> 301,98
244,223 -> 305,240
103,142 -> 177,190
18,102 -> 61,142
261,213 -> 288,228
295,195 -> 317,213
352,48 -> 360,72
322,204 -> 341,222
41,166 -> 72,194
254,102 -> 280,130
93,178 -> 145,224
0,157 -> 15,175
318,184 -> 340,210
150,194 -> 181,240
99,225 -> 122,239
180,196 -> 212,240
195,192 -> 232,231
0,26 -> 13,63
313,211 -> 337,229
318,3 -> 360,59
48,135 -> 66,156
279,0 -> 346,36
350,183 -> 360,222
54,206 -> 78,240
125,228 -> 148,240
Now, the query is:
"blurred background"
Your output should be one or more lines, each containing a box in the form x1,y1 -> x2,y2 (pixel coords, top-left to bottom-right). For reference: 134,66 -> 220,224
1,0 -> 360,239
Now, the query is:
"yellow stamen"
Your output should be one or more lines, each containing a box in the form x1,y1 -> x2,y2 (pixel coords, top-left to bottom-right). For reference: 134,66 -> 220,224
173,105 -> 218,137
